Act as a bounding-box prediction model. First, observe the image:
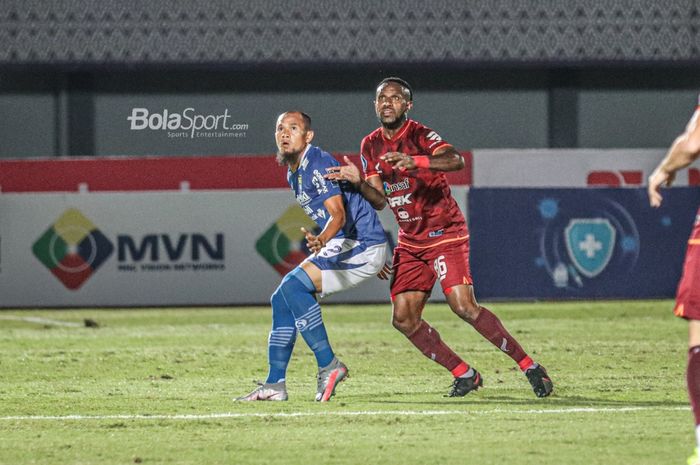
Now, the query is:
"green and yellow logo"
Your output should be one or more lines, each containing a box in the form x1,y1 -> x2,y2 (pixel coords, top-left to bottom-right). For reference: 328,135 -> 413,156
255,205 -> 317,276
32,208 -> 114,290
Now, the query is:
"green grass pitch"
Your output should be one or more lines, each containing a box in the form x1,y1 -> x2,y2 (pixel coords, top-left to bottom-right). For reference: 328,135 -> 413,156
0,300 -> 690,464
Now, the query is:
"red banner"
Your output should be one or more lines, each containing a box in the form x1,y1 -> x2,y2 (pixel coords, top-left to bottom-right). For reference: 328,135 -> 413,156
0,152 -> 473,193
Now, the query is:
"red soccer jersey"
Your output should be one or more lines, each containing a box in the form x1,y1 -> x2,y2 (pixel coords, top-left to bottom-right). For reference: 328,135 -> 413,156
360,119 -> 468,249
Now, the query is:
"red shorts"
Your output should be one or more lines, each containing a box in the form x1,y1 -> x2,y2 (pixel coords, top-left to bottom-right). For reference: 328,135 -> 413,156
390,238 -> 473,298
675,210 -> 700,320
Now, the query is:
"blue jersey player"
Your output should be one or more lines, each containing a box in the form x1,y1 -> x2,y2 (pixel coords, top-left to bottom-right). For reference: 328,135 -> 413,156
238,111 -> 388,402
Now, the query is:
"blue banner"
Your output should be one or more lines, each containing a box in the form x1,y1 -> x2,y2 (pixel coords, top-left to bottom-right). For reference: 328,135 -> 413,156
468,187 -> 700,299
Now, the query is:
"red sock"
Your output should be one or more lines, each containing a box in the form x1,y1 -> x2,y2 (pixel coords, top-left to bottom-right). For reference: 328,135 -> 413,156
688,346 -> 700,425
407,320 -> 466,375
472,306 -> 530,369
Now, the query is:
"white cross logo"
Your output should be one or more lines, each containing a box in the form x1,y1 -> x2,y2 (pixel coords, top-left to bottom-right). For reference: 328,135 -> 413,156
579,233 -> 602,258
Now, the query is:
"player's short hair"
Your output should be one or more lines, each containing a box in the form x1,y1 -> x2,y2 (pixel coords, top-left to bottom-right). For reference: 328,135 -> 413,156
280,111 -> 312,131
376,77 -> 413,101
298,111 -> 312,130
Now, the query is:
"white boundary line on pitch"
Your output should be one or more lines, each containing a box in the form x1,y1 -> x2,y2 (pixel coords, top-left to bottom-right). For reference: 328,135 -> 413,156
0,315 -> 83,328
0,406 -> 688,421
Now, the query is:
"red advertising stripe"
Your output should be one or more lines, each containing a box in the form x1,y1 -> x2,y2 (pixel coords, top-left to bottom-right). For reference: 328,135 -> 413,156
0,152 -> 472,193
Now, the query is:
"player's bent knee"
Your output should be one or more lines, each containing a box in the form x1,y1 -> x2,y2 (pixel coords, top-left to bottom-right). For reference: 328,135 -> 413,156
451,303 -> 481,323
274,269 -> 315,305
392,316 -> 420,336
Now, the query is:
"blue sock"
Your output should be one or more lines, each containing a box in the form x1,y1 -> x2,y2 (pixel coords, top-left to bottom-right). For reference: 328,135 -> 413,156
265,285 -> 297,384
279,268 -> 335,369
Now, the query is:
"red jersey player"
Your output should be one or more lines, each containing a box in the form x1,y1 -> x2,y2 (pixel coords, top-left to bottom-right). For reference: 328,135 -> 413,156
648,98 -> 700,465
326,77 -> 553,398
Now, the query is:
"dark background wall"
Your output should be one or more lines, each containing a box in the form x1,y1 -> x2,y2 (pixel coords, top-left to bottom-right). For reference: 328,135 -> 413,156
1,0 -> 699,158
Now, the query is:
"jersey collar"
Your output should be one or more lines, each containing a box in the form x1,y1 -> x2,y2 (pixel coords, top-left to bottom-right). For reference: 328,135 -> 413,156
381,119 -> 411,142
290,144 -> 312,173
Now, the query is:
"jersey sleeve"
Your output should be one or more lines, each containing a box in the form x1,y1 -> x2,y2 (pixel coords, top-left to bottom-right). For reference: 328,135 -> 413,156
310,153 -> 342,203
414,123 -> 451,155
360,137 -> 379,179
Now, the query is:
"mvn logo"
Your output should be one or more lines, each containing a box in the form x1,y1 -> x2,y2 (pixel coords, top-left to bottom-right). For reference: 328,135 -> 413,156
117,234 -> 224,261
33,209 -> 114,290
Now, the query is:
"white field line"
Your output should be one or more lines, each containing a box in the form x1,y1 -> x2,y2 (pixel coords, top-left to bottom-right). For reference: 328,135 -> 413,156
0,315 -> 82,327
0,406 -> 688,421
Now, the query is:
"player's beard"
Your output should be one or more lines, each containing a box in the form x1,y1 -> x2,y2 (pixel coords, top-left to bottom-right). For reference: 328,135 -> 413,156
379,112 -> 407,131
276,148 -> 301,166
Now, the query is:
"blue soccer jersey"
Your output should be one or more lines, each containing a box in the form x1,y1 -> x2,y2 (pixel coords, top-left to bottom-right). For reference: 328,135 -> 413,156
288,145 -> 386,246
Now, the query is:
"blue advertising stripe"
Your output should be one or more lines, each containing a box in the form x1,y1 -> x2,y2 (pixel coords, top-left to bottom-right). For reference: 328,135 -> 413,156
467,187 -> 700,300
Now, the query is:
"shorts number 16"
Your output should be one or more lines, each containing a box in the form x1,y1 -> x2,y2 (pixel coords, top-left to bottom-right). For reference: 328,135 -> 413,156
434,256 -> 447,281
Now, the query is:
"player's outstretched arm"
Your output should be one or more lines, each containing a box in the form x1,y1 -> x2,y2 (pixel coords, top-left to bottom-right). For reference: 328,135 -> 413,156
423,146 -> 464,172
325,156 -> 363,185
381,146 -> 464,172
325,156 -> 387,210
649,108 -> 700,207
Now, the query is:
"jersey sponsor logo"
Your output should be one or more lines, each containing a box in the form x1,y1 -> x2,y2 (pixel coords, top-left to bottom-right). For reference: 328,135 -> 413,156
300,156 -> 310,171
313,208 -> 327,221
428,229 -> 444,238
383,178 -> 410,195
396,207 -> 421,223
312,170 -> 328,195
387,193 -> 412,207
296,190 -> 311,205
426,131 -> 443,148
564,218 -> 616,278
303,205 -> 313,216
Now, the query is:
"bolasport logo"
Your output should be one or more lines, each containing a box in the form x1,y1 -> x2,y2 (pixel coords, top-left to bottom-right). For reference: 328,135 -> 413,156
127,107 -> 249,139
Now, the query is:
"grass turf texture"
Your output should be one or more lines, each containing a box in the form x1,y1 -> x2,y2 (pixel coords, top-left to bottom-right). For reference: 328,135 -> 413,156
0,301 -> 689,464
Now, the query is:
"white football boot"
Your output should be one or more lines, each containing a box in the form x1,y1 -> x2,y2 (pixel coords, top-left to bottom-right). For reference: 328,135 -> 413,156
236,381 -> 288,401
